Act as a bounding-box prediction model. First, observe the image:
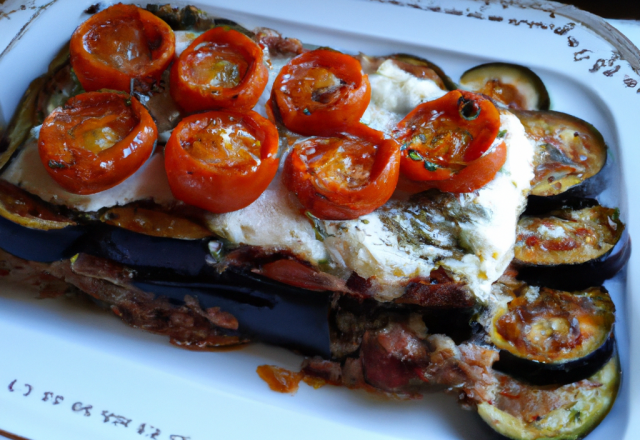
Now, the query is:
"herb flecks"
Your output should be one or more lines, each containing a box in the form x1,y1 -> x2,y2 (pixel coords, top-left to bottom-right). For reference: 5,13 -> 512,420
407,149 -> 423,161
48,160 -> 68,169
305,211 -> 329,241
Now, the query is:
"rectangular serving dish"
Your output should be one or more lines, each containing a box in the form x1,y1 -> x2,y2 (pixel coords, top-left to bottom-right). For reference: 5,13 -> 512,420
0,1 -> 637,439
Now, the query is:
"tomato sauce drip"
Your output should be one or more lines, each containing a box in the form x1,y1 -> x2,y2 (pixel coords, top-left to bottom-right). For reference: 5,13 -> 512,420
256,365 -> 303,393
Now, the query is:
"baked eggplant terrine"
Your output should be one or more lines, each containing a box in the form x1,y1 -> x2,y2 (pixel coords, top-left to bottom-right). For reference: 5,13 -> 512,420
0,3 -> 629,440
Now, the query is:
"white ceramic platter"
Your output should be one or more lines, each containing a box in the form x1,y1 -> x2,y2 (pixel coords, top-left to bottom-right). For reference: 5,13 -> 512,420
0,1 -> 637,439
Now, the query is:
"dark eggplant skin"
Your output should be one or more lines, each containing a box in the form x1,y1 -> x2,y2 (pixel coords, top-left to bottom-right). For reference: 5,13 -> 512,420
0,207 -> 333,357
133,271 -> 333,358
77,224 -> 213,279
523,195 -> 599,216
493,335 -> 615,386
0,213 -> 84,263
516,229 -> 631,291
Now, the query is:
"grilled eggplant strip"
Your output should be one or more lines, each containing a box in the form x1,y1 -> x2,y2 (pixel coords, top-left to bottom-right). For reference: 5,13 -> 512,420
514,110 -> 608,198
358,53 -> 456,91
516,205 -> 624,266
459,62 -> 550,111
489,285 -> 615,386
515,203 -> 629,291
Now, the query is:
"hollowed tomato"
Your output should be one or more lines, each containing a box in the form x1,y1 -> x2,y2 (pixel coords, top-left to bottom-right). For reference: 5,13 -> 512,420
170,27 -> 268,113
164,110 -> 279,213
393,90 -> 503,193
70,4 -> 175,92
283,124 -> 400,220
38,91 -> 157,195
268,49 -> 371,136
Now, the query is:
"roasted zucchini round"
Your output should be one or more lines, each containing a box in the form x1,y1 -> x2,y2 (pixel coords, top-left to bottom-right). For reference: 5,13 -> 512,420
478,355 -> 620,440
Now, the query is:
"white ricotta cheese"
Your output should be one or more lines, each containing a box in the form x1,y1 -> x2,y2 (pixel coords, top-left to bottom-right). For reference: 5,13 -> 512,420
204,175 -> 328,265
174,30 -> 202,56
1,41 -> 536,304
2,136 -> 176,212
322,111 -> 534,303
537,224 -> 567,239
362,59 -> 447,134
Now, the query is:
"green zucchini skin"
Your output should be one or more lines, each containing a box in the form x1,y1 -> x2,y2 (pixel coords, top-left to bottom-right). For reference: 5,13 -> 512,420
459,62 -> 550,111
478,355 -> 620,440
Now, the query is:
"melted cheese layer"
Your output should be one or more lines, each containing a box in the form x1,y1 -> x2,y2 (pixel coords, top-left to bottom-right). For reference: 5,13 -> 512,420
1,42 -> 535,304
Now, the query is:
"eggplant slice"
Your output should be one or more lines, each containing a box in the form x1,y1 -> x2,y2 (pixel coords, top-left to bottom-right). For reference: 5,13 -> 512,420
459,62 -> 550,111
479,355 -> 620,440
490,285 -> 615,386
358,53 -> 456,91
515,204 -> 629,291
514,110 -> 608,198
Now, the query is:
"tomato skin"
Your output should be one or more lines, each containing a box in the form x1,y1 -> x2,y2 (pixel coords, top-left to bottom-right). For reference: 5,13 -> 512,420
270,49 -> 371,136
170,27 -> 268,113
397,141 -> 508,194
38,92 -> 157,195
394,90 -> 501,182
283,124 -> 400,220
70,4 -> 175,92
165,110 -> 279,214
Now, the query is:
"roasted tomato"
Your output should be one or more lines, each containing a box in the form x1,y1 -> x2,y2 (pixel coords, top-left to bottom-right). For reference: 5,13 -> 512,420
170,27 -> 268,113
38,92 -> 157,195
393,90 -> 503,193
268,49 -> 371,136
165,110 -> 279,213
283,124 -> 400,220
70,4 -> 175,92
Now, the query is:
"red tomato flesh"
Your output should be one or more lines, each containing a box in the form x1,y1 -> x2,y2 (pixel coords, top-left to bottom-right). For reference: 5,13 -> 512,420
70,4 -> 175,92
170,27 -> 268,113
165,110 -> 279,213
283,124 -> 400,220
38,92 -> 157,195
269,49 -> 371,136
394,90 -> 500,182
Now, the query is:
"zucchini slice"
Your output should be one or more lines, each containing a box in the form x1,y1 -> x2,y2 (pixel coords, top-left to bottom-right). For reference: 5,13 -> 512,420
459,62 -> 550,111
515,204 -> 629,291
478,355 -> 620,440
490,286 -> 615,386
514,110 -> 607,198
